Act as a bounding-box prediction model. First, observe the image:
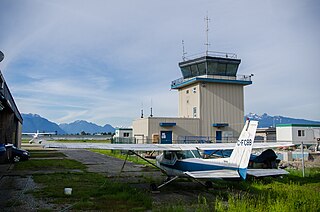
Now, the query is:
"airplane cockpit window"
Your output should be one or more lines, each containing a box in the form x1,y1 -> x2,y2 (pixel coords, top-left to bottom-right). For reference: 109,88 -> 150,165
192,150 -> 201,158
164,151 -> 173,160
175,150 -> 201,159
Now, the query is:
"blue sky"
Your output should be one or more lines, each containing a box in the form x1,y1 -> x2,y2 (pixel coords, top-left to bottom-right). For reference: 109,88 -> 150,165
0,0 -> 319,127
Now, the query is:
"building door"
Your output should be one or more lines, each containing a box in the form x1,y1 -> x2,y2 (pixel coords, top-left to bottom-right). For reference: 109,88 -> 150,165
216,131 -> 222,143
160,131 -> 172,144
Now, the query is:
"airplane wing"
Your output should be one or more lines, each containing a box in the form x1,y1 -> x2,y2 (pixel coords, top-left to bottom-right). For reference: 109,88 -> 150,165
246,169 -> 289,177
184,168 -> 289,179
44,142 -> 294,151
44,143 -> 207,151
22,132 -> 56,135
184,170 -> 240,179
37,132 -> 56,135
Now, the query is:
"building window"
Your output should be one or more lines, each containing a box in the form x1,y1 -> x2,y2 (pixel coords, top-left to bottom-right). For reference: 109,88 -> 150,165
193,87 -> 196,93
298,130 -> 305,137
193,107 -> 197,118
186,90 -> 189,94
123,132 -> 130,137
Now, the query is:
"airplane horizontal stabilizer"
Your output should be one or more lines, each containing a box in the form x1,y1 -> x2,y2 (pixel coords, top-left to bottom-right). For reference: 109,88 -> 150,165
246,169 -> 289,177
185,170 -> 240,179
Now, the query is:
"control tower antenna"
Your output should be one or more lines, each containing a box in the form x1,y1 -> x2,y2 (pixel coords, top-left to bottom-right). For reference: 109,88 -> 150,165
141,102 -> 144,118
204,12 -> 210,56
182,40 -> 187,61
150,99 -> 153,117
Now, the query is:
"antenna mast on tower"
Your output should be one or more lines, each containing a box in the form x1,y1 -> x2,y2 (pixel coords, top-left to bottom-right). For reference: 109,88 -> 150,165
205,13 -> 210,56
182,40 -> 187,61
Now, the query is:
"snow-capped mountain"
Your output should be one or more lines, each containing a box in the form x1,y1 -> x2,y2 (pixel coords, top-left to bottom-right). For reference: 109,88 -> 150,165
245,113 -> 320,128
22,113 -> 115,134
22,113 -> 66,134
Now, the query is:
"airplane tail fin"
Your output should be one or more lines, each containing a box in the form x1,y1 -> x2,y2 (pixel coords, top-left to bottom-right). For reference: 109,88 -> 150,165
229,120 -> 258,179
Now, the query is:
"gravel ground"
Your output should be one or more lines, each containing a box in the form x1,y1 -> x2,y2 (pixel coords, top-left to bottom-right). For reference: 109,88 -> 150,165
0,174 -> 59,211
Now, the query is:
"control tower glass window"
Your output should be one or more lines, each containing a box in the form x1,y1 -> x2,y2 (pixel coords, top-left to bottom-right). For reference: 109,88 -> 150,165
226,64 -> 238,76
181,66 -> 192,78
190,64 -> 199,76
197,62 -> 206,76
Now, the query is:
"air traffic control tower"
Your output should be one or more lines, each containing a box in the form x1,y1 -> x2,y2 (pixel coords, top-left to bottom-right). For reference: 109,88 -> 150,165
171,52 -> 252,141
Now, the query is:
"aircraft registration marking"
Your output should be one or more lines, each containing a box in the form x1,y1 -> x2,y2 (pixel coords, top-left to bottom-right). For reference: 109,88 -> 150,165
236,139 -> 252,146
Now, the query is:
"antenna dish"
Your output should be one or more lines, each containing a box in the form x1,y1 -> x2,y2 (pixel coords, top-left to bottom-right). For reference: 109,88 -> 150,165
0,51 -> 4,63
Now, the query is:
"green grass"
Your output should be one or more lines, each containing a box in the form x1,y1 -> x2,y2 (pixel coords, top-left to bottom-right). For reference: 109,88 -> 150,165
28,150 -> 66,158
53,139 -> 112,143
14,159 -> 86,171
158,168 -> 320,212
22,139 -> 112,143
32,172 -> 152,211
91,149 -> 156,166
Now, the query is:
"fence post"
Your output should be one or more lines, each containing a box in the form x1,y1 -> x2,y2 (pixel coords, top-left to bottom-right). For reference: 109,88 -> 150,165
301,141 -> 305,177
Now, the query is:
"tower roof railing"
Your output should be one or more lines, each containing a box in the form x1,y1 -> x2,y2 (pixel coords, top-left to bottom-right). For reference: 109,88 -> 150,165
171,74 -> 252,88
183,51 -> 237,61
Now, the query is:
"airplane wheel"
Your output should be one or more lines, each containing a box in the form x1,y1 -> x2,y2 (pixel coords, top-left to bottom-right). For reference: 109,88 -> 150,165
150,183 -> 158,191
205,181 -> 213,188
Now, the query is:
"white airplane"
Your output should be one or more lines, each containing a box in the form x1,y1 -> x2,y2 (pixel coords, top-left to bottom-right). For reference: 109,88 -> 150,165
23,130 -> 56,144
44,120 -> 293,189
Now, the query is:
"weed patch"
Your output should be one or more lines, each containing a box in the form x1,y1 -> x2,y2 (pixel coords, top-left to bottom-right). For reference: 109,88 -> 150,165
91,149 -> 156,167
157,168 -> 320,212
29,151 -> 66,158
32,172 -> 152,211
14,159 -> 86,171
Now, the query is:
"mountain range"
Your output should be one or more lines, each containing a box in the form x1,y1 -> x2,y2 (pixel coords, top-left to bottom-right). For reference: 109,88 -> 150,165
21,113 -> 115,134
21,113 -> 320,135
245,113 -> 320,128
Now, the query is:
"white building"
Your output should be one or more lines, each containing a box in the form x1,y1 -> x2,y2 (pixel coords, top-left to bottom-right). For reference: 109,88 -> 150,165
276,124 -> 320,144
133,52 -> 252,144
113,128 -> 134,143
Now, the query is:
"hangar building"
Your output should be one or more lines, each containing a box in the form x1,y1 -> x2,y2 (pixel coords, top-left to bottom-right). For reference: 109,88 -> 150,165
0,70 -> 23,148
133,52 -> 252,144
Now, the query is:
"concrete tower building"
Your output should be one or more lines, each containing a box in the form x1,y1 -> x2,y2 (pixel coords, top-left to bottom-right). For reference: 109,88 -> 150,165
171,53 -> 252,141
132,52 -> 252,144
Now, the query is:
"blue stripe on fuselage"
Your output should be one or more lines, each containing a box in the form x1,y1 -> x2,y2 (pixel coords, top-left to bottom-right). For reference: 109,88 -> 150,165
160,160 -> 238,172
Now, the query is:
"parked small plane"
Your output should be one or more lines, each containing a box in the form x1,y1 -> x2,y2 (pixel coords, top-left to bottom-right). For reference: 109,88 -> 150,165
23,130 -> 56,144
44,120 -> 292,189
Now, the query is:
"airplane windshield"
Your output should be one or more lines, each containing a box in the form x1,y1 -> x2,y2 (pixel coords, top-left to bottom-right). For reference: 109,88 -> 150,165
176,150 -> 201,159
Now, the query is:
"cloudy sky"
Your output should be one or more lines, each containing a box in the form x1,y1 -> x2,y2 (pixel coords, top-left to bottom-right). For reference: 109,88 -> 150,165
0,0 -> 319,126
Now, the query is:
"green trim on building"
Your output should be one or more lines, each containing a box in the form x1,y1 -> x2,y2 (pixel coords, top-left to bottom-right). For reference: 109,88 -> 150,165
276,124 -> 320,128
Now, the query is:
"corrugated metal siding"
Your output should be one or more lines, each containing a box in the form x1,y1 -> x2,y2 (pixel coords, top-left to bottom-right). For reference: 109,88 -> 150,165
200,83 -> 244,137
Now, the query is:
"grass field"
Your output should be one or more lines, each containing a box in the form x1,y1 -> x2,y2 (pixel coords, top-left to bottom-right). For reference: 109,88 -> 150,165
22,139 -> 112,143
158,168 -> 320,212
14,158 -> 86,171
32,172 -> 152,211
28,150 -> 66,158
52,139 -> 112,143
91,149 -> 156,166
13,149 -> 320,211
